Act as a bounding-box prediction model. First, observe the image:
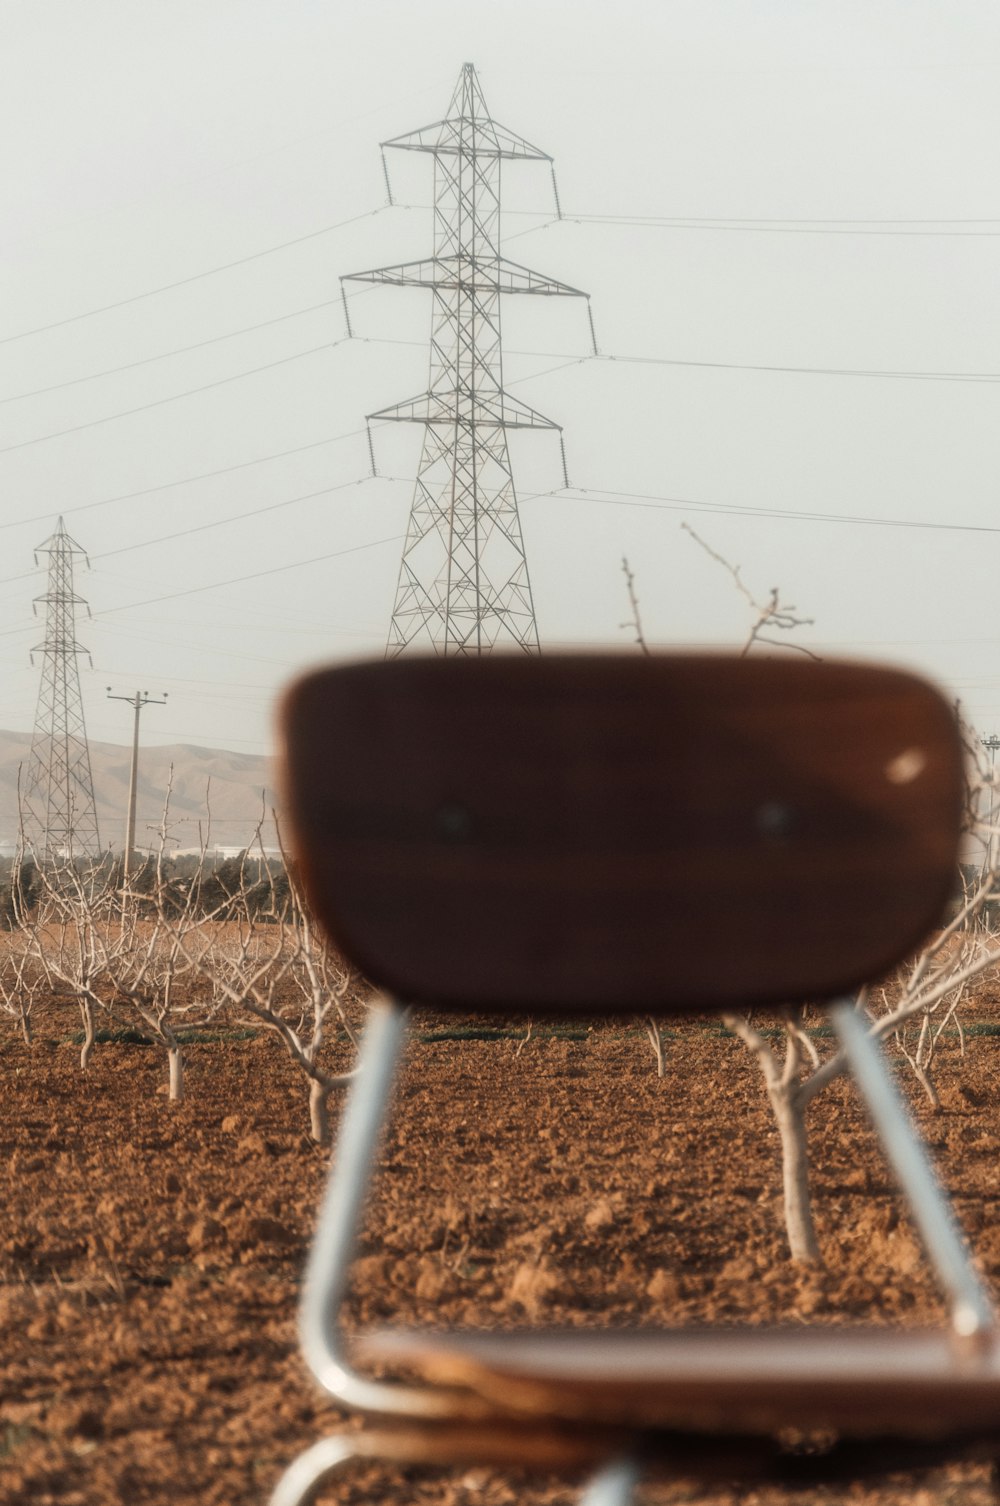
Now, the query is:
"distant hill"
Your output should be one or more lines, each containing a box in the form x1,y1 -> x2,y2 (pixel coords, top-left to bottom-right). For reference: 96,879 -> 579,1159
0,730 -> 278,853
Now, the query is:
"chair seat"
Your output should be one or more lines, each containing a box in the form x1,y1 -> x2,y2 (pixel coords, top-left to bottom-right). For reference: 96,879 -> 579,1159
359,1326 -> 1000,1439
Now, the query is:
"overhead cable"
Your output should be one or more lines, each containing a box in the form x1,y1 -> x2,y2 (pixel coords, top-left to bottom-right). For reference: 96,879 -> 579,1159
0,426 -> 368,533
95,533 -> 406,616
559,484 -> 1000,534
3,198 -> 993,352
0,207 -> 387,345
0,339 -> 348,456
0,474 -> 385,588
561,213 -> 1000,238
0,296 -> 344,403
92,484 -> 564,618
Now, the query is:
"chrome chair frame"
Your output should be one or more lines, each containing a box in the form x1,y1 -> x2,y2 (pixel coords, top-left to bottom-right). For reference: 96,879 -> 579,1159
270,653 -> 996,1506
270,994 -> 996,1506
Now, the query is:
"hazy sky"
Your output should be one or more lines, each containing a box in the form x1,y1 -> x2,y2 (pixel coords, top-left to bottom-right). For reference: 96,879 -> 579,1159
3,1 -> 1000,756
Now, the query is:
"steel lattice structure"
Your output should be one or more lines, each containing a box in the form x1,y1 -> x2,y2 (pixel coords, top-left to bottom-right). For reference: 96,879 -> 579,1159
344,62 -> 594,656
22,518 -> 101,860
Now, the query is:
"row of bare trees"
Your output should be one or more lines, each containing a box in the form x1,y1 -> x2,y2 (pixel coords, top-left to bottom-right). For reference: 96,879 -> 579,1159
0,800 -> 367,1143
4,774 -> 999,1259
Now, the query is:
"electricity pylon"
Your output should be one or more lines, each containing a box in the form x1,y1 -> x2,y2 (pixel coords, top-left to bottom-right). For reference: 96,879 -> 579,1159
343,62 -> 595,655
21,518 -> 102,861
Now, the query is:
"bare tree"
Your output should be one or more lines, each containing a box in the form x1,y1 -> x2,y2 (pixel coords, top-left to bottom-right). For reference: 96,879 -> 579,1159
723,1007 -> 826,1261
723,906 -> 1000,1265
644,1016 -> 667,1078
625,528 -> 1000,1261
98,778 -> 231,1101
0,855 -> 44,1045
21,856 -> 120,1069
680,523 -> 819,659
194,825 -> 366,1142
621,561 -> 672,1081
13,780 -> 228,1093
713,539 -> 1000,1259
621,556 -> 650,656
0,932 -> 44,1047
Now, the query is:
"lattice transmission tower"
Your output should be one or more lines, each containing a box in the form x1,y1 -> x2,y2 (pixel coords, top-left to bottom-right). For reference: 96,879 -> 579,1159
343,62 -> 595,655
21,518 -> 101,860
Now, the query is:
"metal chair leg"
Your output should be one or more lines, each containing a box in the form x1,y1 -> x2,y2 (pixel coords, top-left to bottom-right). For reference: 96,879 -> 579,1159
830,999 -> 996,1345
578,1456 -> 640,1506
271,1430 -> 636,1506
269,1435 -> 361,1506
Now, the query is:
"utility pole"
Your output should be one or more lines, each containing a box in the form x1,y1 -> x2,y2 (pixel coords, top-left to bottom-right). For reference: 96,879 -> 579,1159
106,689 -> 167,879
22,518 -> 101,861
983,734 -> 1000,878
343,62 -> 595,656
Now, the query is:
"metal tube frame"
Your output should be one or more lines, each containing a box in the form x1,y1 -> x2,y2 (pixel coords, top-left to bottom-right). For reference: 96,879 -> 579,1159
270,1429 -> 640,1506
578,1458 -> 640,1506
274,994 -> 639,1506
830,998 -> 996,1346
271,1435 -> 361,1506
296,994 -> 475,1419
275,993 -> 992,1506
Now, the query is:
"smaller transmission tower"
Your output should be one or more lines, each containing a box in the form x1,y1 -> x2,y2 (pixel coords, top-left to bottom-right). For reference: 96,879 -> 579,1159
22,518 -> 102,861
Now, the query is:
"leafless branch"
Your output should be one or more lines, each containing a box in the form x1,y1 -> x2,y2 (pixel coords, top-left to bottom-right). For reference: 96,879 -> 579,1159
681,522 -> 820,659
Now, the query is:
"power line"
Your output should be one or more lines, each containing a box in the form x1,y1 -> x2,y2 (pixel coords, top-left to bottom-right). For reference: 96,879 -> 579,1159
0,339 -> 349,456
592,351 -> 1000,384
1,330 -> 994,462
366,335 -> 1000,385
0,308 -> 511,409
0,280 -> 389,406
8,468 -> 992,639
367,334 -> 1000,384
401,202 -> 1000,235
4,199 -> 995,358
92,607 -> 389,643
95,532 -> 406,617
88,624 -> 308,670
0,474 -> 387,589
557,484 -> 1000,535
96,669 -> 278,693
0,296 -> 346,404
367,338 -> 1000,387
578,214 -> 1000,226
91,483 -> 563,620
0,364 -> 573,573
10,467 -> 1000,633
93,475 -> 384,564
561,213 -> 1000,238
3,266 -> 997,427
0,427 -> 369,534
0,206 -> 387,345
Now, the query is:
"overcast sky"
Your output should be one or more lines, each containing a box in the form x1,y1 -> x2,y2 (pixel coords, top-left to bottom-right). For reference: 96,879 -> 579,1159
3,1 -> 1000,757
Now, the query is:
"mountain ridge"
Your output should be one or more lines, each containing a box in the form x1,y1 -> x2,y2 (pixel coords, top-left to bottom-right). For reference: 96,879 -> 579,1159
0,730 -> 278,852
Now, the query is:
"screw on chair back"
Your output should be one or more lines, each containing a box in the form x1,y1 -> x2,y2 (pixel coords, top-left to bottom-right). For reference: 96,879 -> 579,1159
270,654 -> 997,1506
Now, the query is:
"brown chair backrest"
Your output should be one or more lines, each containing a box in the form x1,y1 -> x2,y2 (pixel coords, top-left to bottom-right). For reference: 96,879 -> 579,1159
278,655 -> 963,1015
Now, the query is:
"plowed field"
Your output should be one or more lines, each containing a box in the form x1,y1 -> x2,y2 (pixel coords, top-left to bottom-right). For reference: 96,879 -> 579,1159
4,1007 -> 1000,1505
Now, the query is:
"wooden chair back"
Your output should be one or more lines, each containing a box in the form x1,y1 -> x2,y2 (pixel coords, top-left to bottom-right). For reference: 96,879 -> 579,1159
278,655 -> 963,1014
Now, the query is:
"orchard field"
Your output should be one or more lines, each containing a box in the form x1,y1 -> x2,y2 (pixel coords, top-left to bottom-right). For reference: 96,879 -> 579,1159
4,994 -> 1000,1506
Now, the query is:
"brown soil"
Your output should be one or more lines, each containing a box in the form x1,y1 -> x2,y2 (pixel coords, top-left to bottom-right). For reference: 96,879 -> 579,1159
3,1008 -> 1000,1505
